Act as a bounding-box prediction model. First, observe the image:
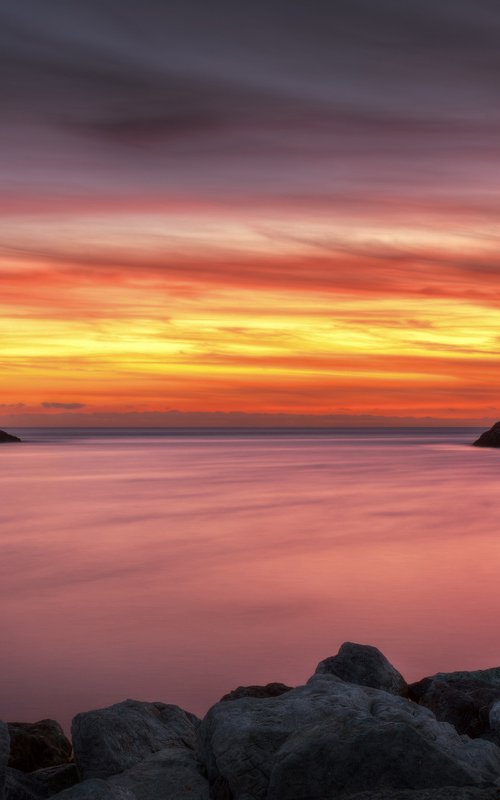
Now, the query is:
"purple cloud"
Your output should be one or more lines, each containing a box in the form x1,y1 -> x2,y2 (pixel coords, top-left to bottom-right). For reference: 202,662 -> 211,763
42,402 -> 86,410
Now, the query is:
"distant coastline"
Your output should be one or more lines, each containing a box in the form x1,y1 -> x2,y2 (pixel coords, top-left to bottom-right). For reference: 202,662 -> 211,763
5,425 -> 486,436
1,410 -> 496,431
3,424 -> 489,433
4,425 -> 486,447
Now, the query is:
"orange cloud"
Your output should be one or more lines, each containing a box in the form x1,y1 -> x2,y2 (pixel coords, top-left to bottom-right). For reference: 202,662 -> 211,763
2,220 -> 500,424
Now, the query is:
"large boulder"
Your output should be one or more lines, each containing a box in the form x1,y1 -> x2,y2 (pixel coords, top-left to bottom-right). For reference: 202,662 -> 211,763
409,669 -> 500,741
51,751 -> 209,800
267,716 -> 493,800
422,667 -> 500,686
4,767 -> 52,800
30,764 -> 79,795
72,700 -> 199,780
0,431 -> 20,443
197,673 -> 500,800
49,778 -> 134,799
473,422 -> 500,448
347,789 -> 500,799
107,749 -> 209,800
8,720 -> 72,772
315,642 -> 408,696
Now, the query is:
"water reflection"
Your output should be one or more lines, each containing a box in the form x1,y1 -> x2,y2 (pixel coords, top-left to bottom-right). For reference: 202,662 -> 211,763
1,428 -> 499,729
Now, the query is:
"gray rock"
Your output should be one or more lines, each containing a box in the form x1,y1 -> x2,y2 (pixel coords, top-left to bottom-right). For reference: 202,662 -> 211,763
490,701 -> 500,735
107,748 -> 209,800
315,642 -> 408,696
50,750 -> 209,800
423,668 -> 500,687
0,430 -> 21,444
8,720 -> 72,772
220,683 -> 292,702
473,422 -> 500,448
4,767 -> 52,800
30,764 -> 79,795
197,673 -> 500,800
1,722 -> 10,800
72,699 -> 199,780
409,673 -> 500,740
348,789 -> 500,800
50,778 -> 133,799
268,718 -> 490,799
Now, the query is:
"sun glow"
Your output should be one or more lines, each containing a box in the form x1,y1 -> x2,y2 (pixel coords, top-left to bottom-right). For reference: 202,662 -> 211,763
2,211 -> 500,424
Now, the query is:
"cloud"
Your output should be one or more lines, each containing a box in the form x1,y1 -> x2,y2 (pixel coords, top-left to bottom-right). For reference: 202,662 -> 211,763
1,0 -> 500,207
2,232 -> 500,314
41,402 -> 86,410
2,0 -> 500,423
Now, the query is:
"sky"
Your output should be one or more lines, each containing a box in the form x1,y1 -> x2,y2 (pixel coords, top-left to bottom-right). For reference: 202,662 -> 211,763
2,0 -> 500,426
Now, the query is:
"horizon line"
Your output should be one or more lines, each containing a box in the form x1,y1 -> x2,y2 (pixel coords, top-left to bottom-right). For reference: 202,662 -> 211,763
5,423 -> 487,430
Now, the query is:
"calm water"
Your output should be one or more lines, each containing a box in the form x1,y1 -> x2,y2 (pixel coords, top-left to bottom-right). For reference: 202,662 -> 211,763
1,427 -> 500,730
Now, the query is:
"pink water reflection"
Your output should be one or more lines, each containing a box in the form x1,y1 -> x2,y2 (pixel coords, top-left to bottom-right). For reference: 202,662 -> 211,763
1,428 -> 500,730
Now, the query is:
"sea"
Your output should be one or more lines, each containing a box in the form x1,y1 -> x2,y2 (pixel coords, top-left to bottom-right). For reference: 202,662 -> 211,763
1,426 -> 500,730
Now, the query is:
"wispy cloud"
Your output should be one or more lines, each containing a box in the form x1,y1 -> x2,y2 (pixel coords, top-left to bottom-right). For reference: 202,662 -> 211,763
42,402 -> 86,410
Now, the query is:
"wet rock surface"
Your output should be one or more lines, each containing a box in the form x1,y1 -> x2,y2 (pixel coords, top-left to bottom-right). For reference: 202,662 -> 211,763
4,643 -> 500,799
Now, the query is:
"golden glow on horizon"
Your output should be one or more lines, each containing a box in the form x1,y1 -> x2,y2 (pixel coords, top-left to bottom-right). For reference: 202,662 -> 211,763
2,210 -> 500,422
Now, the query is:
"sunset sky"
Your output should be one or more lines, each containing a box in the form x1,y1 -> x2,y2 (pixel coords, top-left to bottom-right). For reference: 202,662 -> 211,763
2,0 -> 500,426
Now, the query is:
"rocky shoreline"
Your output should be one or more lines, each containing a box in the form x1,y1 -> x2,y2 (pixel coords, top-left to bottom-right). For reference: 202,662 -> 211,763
4,643 -> 500,799
473,422 -> 500,448
0,430 -> 21,443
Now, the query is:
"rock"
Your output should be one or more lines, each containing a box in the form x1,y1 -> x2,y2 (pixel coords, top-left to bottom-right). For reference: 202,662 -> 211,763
267,716 -> 494,800
30,764 -> 79,794
315,642 -> 408,696
48,778 -> 134,799
8,720 -> 72,772
4,768 -> 52,800
424,667 -> 500,687
220,683 -> 292,702
107,748 -> 209,800
197,673 -> 500,800
51,746 -> 209,800
347,788 -> 500,799
409,668 -> 500,742
0,430 -> 21,443
490,701 -> 500,735
473,422 -> 500,448
72,699 -> 199,780
1,722 -> 10,800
